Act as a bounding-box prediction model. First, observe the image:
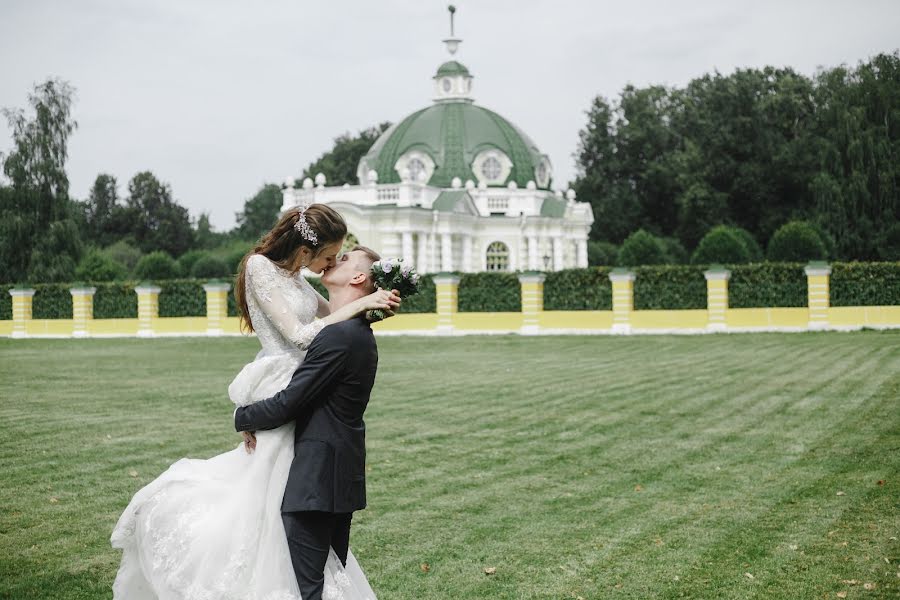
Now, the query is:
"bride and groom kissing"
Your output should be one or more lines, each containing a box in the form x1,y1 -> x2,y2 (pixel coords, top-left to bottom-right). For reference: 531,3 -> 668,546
112,204 -> 402,599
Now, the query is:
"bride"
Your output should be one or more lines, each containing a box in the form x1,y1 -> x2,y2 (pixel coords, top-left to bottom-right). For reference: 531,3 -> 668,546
111,204 -> 398,599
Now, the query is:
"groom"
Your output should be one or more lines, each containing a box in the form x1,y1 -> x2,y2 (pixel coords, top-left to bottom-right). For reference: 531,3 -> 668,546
234,246 -> 388,600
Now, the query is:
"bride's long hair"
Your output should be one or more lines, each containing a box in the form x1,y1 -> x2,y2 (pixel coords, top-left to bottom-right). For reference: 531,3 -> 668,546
235,204 -> 347,334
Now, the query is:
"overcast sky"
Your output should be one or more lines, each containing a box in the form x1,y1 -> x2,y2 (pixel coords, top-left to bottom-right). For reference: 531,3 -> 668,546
1,0 -> 898,231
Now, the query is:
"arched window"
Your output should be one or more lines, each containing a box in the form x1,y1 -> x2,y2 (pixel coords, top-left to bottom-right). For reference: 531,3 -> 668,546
485,241 -> 509,272
481,156 -> 502,181
407,158 -> 426,182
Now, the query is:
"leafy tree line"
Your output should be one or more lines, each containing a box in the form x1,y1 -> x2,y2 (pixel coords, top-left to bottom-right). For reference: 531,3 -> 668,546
0,76 -> 384,284
574,51 -> 900,263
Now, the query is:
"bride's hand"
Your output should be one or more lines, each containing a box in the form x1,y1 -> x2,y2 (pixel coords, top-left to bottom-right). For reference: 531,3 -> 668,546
358,289 -> 401,313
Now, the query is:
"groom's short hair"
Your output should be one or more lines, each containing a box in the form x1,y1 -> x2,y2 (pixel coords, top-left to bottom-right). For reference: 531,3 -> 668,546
351,245 -> 380,292
352,245 -> 380,263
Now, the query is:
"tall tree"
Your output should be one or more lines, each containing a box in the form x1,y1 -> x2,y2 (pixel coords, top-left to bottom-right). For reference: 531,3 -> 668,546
0,78 -> 81,282
83,173 -> 119,245
125,171 -> 193,257
301,122 -> 392,185
235,183 -> 283,240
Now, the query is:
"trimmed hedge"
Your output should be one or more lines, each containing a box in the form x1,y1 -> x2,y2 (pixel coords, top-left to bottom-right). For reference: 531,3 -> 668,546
728,263 -> 807,308
0,285 -> 13,320
634,266 -> 707,310
544,268 -> 612,310
831,262 -> 900,306
159,280 -> 206,317
32,284 -> 73,319
94,283 -> 138,318
458,273 -> 521,312
401,274 -> 436,313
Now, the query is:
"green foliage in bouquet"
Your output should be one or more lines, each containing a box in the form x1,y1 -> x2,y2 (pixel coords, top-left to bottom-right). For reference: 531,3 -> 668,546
369,258 -> 421,321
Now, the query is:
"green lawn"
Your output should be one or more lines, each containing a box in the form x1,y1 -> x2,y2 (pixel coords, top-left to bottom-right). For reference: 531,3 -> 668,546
0,333 -> 898,599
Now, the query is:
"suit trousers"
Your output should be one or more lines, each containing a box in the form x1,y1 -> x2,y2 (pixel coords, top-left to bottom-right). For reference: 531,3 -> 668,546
281,510 -> 353,600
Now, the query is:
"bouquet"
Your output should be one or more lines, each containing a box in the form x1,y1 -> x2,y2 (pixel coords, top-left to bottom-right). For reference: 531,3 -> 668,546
368,258 -> 420,322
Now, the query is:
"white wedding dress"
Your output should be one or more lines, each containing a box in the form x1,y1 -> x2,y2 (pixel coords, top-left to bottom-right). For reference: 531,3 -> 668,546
111,254 -> 377,600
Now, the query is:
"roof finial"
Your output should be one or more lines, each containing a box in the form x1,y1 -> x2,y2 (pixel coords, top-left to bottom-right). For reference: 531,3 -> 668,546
443,5 -> 461,56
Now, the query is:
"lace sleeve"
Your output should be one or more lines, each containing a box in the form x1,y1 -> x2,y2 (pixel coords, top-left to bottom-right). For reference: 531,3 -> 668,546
246,255 -> 327,349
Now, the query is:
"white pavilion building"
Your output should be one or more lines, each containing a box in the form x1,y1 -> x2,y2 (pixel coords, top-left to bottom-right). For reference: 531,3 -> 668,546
280,8 -> 593,273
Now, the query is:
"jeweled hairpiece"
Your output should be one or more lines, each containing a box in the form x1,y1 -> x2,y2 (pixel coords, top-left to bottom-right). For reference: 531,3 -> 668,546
293,203 -> 318,245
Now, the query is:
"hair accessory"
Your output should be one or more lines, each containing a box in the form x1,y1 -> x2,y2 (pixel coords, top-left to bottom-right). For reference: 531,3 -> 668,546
293,202 -> 318,245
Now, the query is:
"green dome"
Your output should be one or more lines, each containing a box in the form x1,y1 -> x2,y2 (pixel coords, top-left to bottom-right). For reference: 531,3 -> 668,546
359,102 -> 551,189
435,60 -> 471,78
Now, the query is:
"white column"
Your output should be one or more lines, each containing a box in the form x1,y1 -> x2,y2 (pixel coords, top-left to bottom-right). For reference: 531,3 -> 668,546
401,231 -> 414,263
552,237 -> 564,271
417,232 -> 428,273
441,233 -> 453,272
462,235 -> 473,272
428,233 -> 438,273
528,236 -> 539,271
577,238 -> 588,268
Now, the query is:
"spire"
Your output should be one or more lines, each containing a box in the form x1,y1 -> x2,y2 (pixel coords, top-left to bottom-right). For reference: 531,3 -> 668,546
443,5 -> 461,56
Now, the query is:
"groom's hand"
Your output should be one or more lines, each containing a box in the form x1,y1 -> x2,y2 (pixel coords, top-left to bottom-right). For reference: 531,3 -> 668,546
242,431 -> 257,454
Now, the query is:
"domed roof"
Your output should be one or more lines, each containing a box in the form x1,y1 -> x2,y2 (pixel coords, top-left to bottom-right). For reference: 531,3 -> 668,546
359,101 -> 551,189
435,60 -> 470,78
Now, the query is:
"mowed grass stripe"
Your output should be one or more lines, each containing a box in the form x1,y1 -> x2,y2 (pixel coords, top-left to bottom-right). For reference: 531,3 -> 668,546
1,334 -> 897,599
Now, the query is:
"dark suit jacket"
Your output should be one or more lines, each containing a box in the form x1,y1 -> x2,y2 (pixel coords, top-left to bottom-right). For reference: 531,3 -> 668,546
234,316 -> 378,514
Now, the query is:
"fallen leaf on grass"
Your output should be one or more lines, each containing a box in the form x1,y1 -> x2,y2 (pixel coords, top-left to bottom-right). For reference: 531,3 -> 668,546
877,479 -> 885,486
836,491 -> 846,496
744,572 -> 754,580
49,497 -> 58,504
836,592 -> 847,599
419,563 -> 430,573
634,484 -> 643,492
841,579 -> 858,585
484,567 -> 496,575
614,583 -> 623,589
789,544 -> 799,550
129,469 -> 138,477
863,583 -> 876,590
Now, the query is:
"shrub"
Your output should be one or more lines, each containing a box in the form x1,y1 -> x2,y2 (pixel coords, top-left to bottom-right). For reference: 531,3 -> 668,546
830,262 -> 900,306
102,240 -> 143,272
133,251 -> 180,281
93,283 -> 138,318
75,249 -> 127,282
729,263 -> 807,308
634,266 -> 707,309
458,273 -> 520,312
660,237 -> 689,265
544,268 -> 612,310
32,284 -> 72,319
617,229 -> 667,266
401,274 -> 436,313
767,221 -> 827,262
588,241 -> 618,267
692,226 -> 751,265
176,250 -> 210,276
0,285 -> 12,320
191,256 -> 230,279
158,280 -> 205,317
733,227 -> 764,262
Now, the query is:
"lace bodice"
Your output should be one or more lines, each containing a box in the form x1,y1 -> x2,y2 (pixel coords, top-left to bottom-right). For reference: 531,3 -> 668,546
245,254 -> 326,356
